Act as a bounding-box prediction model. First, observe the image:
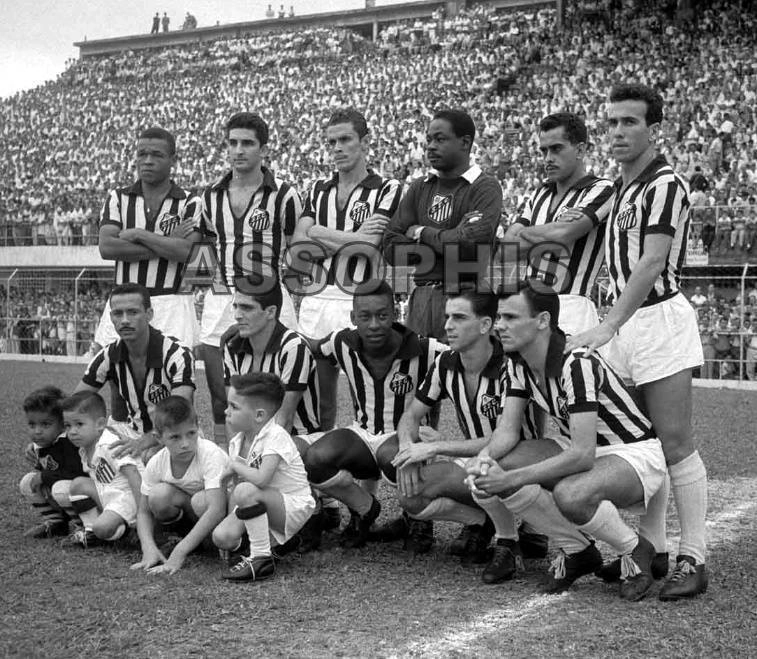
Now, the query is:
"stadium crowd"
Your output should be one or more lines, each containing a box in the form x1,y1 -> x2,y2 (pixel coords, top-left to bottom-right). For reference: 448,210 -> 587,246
1,0 -> 756,246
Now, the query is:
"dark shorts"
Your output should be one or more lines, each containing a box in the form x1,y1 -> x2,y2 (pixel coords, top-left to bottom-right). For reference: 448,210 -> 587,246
406,285 -> 447,341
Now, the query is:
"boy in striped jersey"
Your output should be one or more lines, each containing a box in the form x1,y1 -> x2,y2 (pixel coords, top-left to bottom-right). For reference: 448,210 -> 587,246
301,280 -> 445,551
504,112 -> 614,335
568,84 -> 708,600
198,112 -> 302,450
468,284 -> 667,601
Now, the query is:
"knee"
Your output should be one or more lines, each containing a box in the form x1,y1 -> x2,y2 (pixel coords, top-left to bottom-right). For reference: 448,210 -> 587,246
303,443 -> 336,483
375,439 -> 398,482
398,494 -> 428,516
148,483 -> 180,517
69,476 -> 92,496
51,480 -> 72,507
232,482 -> 261,506
92,516 -> 120,539
552,480 -> 593,523
190,491 -> 210,517
19,472 -> 41,497
212,524 -> 239,550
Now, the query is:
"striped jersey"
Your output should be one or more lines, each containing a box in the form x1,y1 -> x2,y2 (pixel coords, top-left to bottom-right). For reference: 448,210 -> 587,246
506,333 -> 655,446
201,167 -> 302,290
81,326 -> 195,433
606,155 -> 690,305
223,321 -> 321,435
517,175 -> 614,296
316,323 -> 445,434
303,171 -> 401,286
416,337 -> 539,441
100,181 -> 202,296
78,428 -> 144,495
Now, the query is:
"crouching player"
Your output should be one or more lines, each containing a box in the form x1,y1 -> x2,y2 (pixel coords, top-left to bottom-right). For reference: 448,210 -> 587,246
132,396 -> 229,575
59,391 -> 144,548
467,284 -> 667,600
19,386 -> 85,538
213,373 -> 315,582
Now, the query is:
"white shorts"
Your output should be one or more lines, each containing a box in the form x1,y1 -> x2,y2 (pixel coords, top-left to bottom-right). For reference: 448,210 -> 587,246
600,293 -> 704,386
345,422 -> 396,459
274,492 -> 316,545
98,485 -> 138,526
295,431 -> 325,446
297,286 -> 354,339
595,437 -> 667,511
199,285 -> 297,347
95,294 -> 199,348
558,294 -> 599,336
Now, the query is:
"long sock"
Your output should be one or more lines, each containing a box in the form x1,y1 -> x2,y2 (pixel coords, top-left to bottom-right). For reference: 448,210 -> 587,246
503,485 -> 588,554
472,492 -> 518,540
411,497 -> 485,525
30,494 -> 66,524
639,472 -> 670,553
669,451 -> 708,564
69,494 -> 99,530
236,504 -> 271,557
577,500 -> 638,556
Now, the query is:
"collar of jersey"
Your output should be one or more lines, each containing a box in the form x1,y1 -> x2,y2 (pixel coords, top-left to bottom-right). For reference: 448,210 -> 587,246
424,163 -> 482,184
322,169 -> 383,190
341,322 -> 422,359
123,179 -> 187,199
444,335 -> 503,377
613,154 -> 669,189
543,173 -> 601,194
112,325 -> 166,368
508,329 -> 567,380
211,166 -> 279,192
228,320 -> 288,356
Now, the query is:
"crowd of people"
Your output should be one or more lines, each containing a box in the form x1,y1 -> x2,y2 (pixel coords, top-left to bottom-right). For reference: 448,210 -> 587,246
1,1 -> 756,247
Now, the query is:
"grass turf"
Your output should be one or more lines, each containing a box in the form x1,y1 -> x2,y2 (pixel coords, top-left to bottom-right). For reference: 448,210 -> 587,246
0,361 -> 755,658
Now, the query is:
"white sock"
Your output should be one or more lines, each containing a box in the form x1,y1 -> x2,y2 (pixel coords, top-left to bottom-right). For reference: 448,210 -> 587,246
472,492 -> 518,540
411,497 -> 485,525
577,500 -> 638,556
669,451 -> 708,564
243,513 -> 272,558
639,472 -> 669,553
502,485 -> 588,554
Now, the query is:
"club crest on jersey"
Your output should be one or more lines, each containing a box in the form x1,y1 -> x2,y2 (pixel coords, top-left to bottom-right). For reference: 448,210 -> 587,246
350,201 -> 371,227
428,194 -> 453,224
248,452 -> 263,470
94,458 -> 116,484
148,383 -> 170,405
248,208 -> 270,232
158,212 -> 180,236
615,202 -> 637,231
389,372 -> 413,395
480,393 -> 501,420
557,393 -> 569,418
38,454 -> 59,472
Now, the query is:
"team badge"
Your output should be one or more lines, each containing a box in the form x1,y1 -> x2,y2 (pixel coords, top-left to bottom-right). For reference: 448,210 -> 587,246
148,383 -> 170,405
480,393 -> 502,420
428,194 -> 453,224
389,372 -> 413,395
556,393 -> 569,418
158,212 -> 180,236
248,208 -> 270,232
94,458 -> 116,484
38,454 -> 59,471
248,451 -> 263,470
615,202 -> 637,231
350,201 -> 370,227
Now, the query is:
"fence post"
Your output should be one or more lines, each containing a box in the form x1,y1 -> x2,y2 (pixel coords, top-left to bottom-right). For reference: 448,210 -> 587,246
7,269 -> 17,353
75,268 -> 85,357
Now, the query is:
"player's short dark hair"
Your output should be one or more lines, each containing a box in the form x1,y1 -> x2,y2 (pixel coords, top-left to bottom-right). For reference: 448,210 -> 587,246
226,112 -> 269,146
432,109 -> 476,144
59,391 -> 107,420
230,372 -> 285,410
235,272 -> 282,318
354,279 -> 394,308
327,108 -> 368,139
499,280 -> 561,330
153,396 -> 197,435
447,283 -> 497,322
609,84 -> 664,126
138,127 -> 176,155
110,283 -> 151,310
539,112 -> 588,145
23,386 -> 65,423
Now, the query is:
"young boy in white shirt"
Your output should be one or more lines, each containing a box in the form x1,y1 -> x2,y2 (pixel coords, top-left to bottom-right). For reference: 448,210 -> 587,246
213,372 -> 315,582
132,396 -> 229,575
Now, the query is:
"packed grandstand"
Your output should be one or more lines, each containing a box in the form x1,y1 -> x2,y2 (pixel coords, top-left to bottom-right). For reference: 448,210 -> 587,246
0,0 -> 755,378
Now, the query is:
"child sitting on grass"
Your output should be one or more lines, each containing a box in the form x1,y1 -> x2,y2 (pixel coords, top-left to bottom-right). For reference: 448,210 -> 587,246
19,386 -> 85,538
132,396 -> 229,575
60,391 -> 143,548
213,372 -> 315,582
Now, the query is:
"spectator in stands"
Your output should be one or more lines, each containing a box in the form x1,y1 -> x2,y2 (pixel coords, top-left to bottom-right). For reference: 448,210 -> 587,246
162,13 -> 169,32
690,286 -> 707,307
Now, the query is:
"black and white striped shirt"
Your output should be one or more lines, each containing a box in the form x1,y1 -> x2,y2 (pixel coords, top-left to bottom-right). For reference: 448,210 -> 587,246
317,323 -> 445,435
416,337 -> 540,441
303,171 -> 401,287
506,335 -> 655,446
100,181 -> 202,296
606,155 -> 690,306
201,167 -> 302,290
81,326 -> 195,433
517,175 -> 614,296
222,321 -> 321,436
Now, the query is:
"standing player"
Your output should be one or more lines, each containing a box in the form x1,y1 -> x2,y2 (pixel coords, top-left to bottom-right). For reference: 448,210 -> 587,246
568,84 -> 708,600
94,127 -> 202,350
291,108 -> 402,432
382,109 -> 502,341
301,280 -> 445,551
503,112 -> 614,335
198,112 -> 302,449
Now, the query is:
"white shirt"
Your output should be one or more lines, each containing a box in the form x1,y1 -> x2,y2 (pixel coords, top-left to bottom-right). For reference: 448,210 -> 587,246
80,428 -> 144,498
141,437 -> 229,496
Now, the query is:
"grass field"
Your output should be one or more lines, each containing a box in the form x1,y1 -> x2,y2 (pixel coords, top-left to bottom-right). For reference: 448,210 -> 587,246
1,361 -> 755,658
